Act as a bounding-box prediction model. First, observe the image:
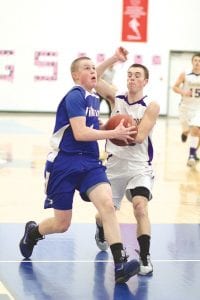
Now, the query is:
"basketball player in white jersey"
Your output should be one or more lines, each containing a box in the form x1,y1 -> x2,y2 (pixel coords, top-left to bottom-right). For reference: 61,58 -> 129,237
95,55 -> 160,276
172,53 -> 200,167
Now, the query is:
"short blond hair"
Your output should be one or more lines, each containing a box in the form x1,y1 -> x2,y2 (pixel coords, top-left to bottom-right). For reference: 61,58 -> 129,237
70,56 -> 91,73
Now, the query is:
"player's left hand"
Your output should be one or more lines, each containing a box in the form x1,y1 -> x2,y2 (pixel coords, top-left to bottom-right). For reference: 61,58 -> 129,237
115,47 -> 129,62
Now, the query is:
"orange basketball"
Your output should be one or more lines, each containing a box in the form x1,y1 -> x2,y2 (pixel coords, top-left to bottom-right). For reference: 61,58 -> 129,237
104,114 -> 138,146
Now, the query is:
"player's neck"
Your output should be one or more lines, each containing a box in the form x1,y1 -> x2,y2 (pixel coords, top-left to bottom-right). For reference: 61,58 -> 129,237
127,91 -> 143,103
192,68 -> 200,75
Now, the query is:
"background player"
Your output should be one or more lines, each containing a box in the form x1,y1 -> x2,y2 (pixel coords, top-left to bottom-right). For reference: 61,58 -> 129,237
172,53 -> 200,167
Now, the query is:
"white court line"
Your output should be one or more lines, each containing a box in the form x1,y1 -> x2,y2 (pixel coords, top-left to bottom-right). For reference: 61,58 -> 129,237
0,281 -> 15,300
0,259 -> 200,263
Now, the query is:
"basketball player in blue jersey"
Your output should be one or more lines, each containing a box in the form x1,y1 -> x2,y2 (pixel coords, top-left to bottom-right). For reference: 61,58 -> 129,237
19,47 -> 141,284
94,56 -> 160,276
172,53 -> 200,167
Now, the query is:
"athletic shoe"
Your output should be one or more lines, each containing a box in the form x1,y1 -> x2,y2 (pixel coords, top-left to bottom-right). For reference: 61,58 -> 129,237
19,221 -> 42,258
187,155 -> 196,167
181,133 -> 188,142
194,154 -> 200,161
135,250 -> 153,276
115,259 -> 140,283
138,255 -> 153,276
95,223 -> 109,251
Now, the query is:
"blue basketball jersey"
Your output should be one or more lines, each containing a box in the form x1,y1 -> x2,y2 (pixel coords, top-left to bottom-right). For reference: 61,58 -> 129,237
44,85 -> 109,210
49,85 -> 100,158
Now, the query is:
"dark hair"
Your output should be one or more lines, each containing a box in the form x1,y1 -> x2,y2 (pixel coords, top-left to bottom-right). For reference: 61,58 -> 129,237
192,53 -> 200,61
70,56 -> 91,73
128,63 -> 149,79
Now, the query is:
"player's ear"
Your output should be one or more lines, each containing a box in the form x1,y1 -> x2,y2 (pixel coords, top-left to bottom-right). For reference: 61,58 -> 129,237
72,71 -> 79,81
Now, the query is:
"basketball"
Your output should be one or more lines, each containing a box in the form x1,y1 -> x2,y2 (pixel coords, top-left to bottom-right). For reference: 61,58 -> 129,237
104,114 -> 138,146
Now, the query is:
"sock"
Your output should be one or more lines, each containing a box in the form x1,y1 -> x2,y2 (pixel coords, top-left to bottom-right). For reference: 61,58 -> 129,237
189,136 -> 199,157
110,243 -> 124,264
29,225 -> 43,241
137,234 -> 150,263
189,147 -> 196,157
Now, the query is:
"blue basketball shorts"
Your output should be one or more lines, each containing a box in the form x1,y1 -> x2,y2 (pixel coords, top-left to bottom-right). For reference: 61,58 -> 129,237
44,151 -> 110,210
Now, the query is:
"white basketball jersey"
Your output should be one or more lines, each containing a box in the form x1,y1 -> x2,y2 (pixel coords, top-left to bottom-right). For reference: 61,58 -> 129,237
106,93 -> 154,164
182,72 -> 200,107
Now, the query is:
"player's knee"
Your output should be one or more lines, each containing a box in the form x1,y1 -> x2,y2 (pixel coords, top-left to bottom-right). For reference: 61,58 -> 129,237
105,200 -> 115,213
134,202 -> 148,219
54,220 -> 71,233
100,198 -> 115,215
130,187 -> 150,219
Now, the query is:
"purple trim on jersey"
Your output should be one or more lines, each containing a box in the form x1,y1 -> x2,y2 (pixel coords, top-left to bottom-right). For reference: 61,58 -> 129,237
148,136 -> 153,164
137,96 -> 148,106
117,94 -> 147,106
187,72 -> 200,76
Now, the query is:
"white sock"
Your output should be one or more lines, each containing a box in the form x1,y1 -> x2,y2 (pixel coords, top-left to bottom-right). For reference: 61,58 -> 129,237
189,136 -> 199,149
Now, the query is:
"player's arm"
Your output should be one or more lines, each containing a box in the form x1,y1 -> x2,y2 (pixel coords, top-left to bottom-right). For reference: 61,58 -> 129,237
135,102 -> 160,144
172,72 -> 186,95
95,78 -> 117,107
95,46 -> 128,106
96,47 -> 128,79
70,116 -> 136,144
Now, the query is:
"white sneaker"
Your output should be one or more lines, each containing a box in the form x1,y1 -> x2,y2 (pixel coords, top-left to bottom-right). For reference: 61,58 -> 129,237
187,155 -> 196,168
138,255 -> 153,276
95,223 -> 109,251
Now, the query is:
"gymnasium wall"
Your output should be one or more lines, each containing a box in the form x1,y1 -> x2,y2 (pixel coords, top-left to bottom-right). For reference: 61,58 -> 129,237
0,0 -> 199,114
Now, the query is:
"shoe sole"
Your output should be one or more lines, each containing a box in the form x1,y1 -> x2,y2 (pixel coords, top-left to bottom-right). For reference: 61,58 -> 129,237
138,270 -> 153,276
115,266 -> 140,284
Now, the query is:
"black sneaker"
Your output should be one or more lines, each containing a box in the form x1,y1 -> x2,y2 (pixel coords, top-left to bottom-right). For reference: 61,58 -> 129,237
19,221 -> 42,258
95,223 -> 109,251
115,249 -> 139,283
115,259 -> 140,284
181,133 -> 188,142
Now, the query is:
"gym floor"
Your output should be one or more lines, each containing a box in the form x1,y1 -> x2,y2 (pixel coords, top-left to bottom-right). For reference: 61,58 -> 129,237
0,113 -> 200,300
